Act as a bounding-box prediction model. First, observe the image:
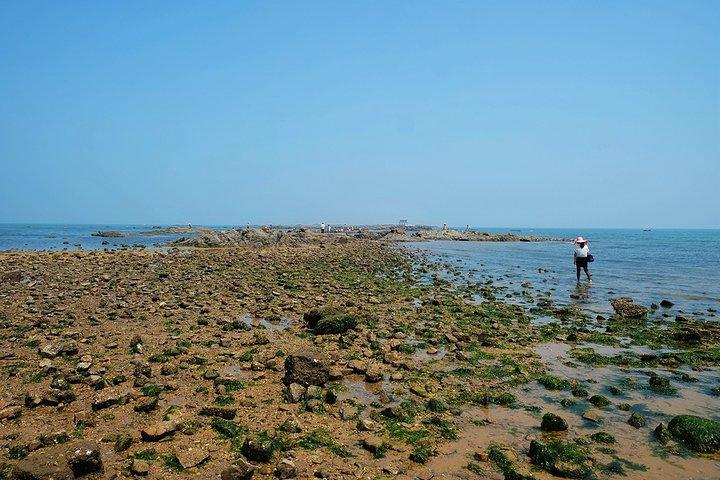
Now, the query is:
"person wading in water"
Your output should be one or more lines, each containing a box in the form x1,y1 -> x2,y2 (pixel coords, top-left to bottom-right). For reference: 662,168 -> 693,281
573,236 -> 592,283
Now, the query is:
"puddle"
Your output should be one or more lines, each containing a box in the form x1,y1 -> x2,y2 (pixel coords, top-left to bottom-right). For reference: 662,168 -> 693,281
219,364 -> 251,378
531,315 -> 558,326
239,314 -> 291,330
338,374 -> 394,405
412,346 -> 449,363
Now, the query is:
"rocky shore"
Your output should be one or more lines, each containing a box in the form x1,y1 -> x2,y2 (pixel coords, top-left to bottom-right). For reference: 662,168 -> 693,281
1,239 -> 719,479
166,226 -> 555,249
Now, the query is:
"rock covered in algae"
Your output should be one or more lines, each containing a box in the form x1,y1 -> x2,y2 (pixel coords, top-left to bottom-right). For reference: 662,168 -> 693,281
313,314 -> 357,335
668,415 -> 720,453
610,297 -> 648,318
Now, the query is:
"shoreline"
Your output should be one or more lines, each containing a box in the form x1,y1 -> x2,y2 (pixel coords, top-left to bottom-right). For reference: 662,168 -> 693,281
1,241 -> 719,479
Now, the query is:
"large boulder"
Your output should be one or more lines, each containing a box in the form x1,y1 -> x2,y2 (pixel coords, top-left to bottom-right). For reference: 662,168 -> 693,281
12,440 -> 102,479
610,298 -> 648,318
668,415 -> 720,453
282,356 -> 329,387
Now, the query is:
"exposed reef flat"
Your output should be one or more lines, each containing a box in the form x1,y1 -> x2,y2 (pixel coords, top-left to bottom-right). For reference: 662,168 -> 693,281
0,239 -> 717,479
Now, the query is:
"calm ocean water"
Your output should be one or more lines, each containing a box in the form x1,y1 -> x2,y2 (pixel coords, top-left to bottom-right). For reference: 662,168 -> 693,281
0,224 -> 193,251
406,228 -> 720,317
1,225 -> 718,317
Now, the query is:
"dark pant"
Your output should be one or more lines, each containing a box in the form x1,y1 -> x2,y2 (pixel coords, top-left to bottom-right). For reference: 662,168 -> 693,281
576,256 -> 590,280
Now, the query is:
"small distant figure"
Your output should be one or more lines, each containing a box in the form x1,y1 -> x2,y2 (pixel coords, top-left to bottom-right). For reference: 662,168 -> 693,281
320,222 -> 326,233
465,224 -> 469,232
188,223 -> 192,228
442,223 -> 448,231
573,236 -> 592,283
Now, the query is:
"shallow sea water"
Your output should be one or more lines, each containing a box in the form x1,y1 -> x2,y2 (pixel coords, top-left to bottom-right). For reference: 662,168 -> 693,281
405,228 -> 720,317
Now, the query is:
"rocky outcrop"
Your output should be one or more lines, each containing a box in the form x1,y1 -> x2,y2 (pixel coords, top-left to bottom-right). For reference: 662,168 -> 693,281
381,228 -> 553,243
169,228 -> 347,248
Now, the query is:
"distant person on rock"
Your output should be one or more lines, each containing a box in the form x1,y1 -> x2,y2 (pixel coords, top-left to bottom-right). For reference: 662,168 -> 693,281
320,222 -> 325,233
573,236 -> 592,283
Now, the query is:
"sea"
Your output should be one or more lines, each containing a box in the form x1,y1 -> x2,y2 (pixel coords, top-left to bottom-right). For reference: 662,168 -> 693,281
1,224 -> 718,317
407,228 -> 720,318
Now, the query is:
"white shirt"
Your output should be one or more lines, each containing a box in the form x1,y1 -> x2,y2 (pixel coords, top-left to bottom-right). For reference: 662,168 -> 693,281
575,245 -> 589,258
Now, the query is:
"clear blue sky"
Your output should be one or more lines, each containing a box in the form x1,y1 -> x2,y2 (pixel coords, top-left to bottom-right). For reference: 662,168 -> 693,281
1,1 -> 718,227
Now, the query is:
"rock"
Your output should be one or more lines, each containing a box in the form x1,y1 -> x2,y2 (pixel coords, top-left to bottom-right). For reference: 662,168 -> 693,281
362,437 -> 383,454
66,441 -> 103,477
130,459 -> 150,476
0,405 -> 22,420
314,314 -> 357,335
133,396 -> 158,413
628,412 -> 646,428
274,458 -> 296,478
347,360 -> 366,373
160,364 -> 178,375
279,417 -> 302,433
649,375 -> 675,394
654,422 -> 672,443
357,418 -> 376,431
582,409 -> 602,423
660,300 -> 674,308
198,406 -> 237,419
12,440 -> 102,480
668,415 -> 720,453
140,421 -> 178,441
282,356 -> 330,387
303,309 -> 323,329
39,343 -> 63,358
176,448 -> 210,469
588,394 -> 610,407
610,298 -> 648,318
114,433 -> 133,452
364,367 -> 383,383
92,389 -> 129,410
540,412 -> 568,432
241,435 -> 274,463
528,440 -> 591,479
285,383 -> 306,403
305,385 -> 323,400
672,329 -> 702,346
1,270 -> 22,282
221,457 -> 256,480
40,431 -> 70,446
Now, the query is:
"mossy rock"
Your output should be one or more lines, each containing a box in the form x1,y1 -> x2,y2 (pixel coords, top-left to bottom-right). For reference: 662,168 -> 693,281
649,375 -> 676,394
588,394 -> 610,408
590,431 -> 615,444
303,309 -> 323,329
628,412 -> 646,428
528,439 -> 593,479
668,415 -> 720,453
654,422 -> 672,444
537,375 -> 570,391
493,392 -> 517,407
314,314 -> 358,335
541,413 -> 568,432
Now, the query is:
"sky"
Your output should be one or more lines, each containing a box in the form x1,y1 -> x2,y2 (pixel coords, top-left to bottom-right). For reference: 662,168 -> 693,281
0,1 -> 718,228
